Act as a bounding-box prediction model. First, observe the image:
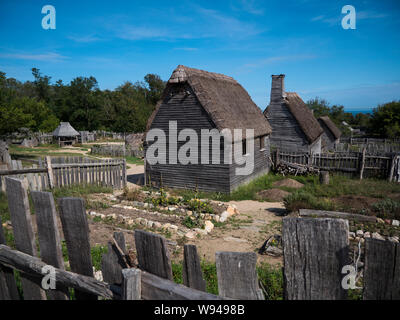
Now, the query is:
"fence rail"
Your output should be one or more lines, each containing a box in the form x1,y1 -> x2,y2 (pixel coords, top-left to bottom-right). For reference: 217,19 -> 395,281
0,179 -> 399,300
0,156 -> 127,192
90,144 -> 144,158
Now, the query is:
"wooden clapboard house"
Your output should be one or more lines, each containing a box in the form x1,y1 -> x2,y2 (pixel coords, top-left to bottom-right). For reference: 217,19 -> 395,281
318,116 -> 342,151
263,75 -> 323,153
145,65 -> 272,193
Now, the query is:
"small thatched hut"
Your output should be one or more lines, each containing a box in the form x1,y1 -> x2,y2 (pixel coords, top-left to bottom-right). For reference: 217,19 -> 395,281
263,75 -> 323,153
145,65 -> 272,193
318,116 -> 342,151
52,122 -> 80,147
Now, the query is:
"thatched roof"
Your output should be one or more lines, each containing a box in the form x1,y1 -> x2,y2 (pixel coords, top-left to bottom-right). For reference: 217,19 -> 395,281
52,122 -> 80,137
318,116 -> 342,139
147,65 -> 272,139
264,92 -> 323,143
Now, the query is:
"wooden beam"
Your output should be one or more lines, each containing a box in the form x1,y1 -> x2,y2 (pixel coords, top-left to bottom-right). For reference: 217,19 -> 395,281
45,156 -> 54,189
182,245 -> 206,292
122,268 -> 141,300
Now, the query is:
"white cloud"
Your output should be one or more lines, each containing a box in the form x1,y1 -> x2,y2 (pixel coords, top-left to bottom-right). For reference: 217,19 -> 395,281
67,34 -> 103,43
0,52 -> 67,62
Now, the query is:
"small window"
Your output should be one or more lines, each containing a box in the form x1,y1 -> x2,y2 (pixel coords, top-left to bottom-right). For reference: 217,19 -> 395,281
260,136 -> 265,150
242,139 -> 247,155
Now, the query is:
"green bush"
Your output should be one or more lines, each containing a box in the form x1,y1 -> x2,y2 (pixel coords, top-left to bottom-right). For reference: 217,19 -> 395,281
284,191 -> 335,212
372,198 -> 400,219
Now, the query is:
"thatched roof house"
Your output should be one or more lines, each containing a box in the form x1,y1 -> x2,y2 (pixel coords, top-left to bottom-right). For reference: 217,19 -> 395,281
263,75 -> 323,153
145,65 -> 272,193
318,116 -> 342,151
52,122 -> 80,146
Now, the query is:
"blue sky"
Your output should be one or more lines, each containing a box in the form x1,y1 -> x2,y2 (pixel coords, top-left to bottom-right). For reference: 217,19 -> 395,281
0,0 -> 399,111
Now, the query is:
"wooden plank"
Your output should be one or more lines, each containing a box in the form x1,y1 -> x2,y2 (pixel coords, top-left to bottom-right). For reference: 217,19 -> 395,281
58,197 -> 96,300
122,268 -> 141,300
182,244 -> 206,292
134,230 -> 173,280
5,177 -> 46,300
359,147 -> 366,180
363,238 -> 400,300
45,156 -> 54,189
101,241 -> 124,287
140,270 -> 223,300
31,191 -> 69,300
282,217 -> 349,300
299,209 -> 377,223
0,217 -> 20,300
215,251 -> 263,300
0,168 -> 48,176
0,245 -> 117,299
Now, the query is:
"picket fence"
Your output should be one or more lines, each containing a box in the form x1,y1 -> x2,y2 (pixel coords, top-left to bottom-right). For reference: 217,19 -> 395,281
0,177 -> 399,300
0,156 -> 127,192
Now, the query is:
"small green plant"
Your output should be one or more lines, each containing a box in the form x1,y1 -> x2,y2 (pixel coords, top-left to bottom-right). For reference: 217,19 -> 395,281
186,198 -> 214,214
372,198 -> 400,219
182,216 -> 204,229
91,245 -> 108,271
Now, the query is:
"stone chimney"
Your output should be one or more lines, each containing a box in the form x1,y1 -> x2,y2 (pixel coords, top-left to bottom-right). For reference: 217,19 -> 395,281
270,74 -> 286,103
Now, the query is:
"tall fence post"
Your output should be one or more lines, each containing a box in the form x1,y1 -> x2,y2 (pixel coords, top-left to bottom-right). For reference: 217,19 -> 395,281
282,217 -> 349,300
215,251 -> 264,300
359,147 -> 366,180
5,177 -> 46,300
31,191 -> 69,300
45,156 -> 54,189
58,197 -> 96,300
363,238 -> 400,300
122,268 -> 141,300
182,244 -> 206,292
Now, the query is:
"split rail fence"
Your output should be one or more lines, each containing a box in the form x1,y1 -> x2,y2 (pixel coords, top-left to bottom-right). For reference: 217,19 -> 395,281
0,176 -> 399,300
0,156 -> 127,192
272,149 -> 400,182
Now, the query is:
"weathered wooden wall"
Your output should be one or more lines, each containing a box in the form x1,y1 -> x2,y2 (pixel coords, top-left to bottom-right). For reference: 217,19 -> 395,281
266,102 -> 317,153
146,83 -> 271,193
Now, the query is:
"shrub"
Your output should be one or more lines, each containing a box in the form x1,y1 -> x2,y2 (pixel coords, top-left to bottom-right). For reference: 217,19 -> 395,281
372,198 -> 400,219
284,191 -> 335,212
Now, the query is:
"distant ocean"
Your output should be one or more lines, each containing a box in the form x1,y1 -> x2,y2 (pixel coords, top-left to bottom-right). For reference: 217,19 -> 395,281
346,109 -> 373,115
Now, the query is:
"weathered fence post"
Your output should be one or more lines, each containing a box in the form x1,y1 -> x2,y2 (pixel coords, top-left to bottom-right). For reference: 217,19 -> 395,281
388,155 -> 399,182
215,251 -> 264,300
319,171 -> 330,185
182,244 -> 206,292
282,217 -> 349,300
58,197 -> 96,300
45,156 -> 54,189
122,268 -> 141,300
31,191 -> 69,300
122,159 -> 127,187
5,177 -> 46,300
274,148 -> 280,168
359,147 -> 366,180
134,230 -> 173,280
363,238 -> 400,300
0,217 -> 20,300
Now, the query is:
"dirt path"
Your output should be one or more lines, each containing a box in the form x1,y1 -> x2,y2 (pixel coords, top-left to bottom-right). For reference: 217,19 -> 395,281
188,200 -> 285,265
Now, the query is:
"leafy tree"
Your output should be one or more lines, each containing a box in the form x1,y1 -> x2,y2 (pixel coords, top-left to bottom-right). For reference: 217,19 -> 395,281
369,101 -> 400,138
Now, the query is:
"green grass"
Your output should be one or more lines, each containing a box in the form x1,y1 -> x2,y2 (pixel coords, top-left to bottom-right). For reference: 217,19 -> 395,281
170,173 -> 314,202
91,245 -> 108,271
171,259 -> 283,299
125,155 -> 144,165
51,184 -> 113,198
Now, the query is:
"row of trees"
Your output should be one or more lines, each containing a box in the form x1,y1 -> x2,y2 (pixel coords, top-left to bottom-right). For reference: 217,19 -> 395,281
306,97 -> 400,138
1,68 -> 398,138
0,68 -> 166,136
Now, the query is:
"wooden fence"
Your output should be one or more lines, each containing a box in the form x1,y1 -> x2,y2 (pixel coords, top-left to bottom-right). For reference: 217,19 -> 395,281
0,156 -> 127,192
0,177 -> 399,300
337,137 -> 400,154
90,144 -> 144,159
272,149 -> 400,181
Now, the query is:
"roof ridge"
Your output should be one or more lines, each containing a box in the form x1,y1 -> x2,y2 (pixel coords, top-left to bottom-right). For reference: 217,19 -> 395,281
169,65 -> 237,84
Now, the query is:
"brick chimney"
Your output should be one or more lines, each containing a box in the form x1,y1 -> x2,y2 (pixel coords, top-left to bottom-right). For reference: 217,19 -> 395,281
270,74 -> 286,103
